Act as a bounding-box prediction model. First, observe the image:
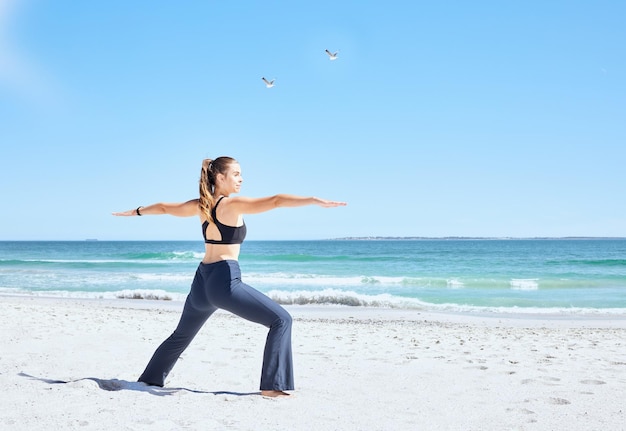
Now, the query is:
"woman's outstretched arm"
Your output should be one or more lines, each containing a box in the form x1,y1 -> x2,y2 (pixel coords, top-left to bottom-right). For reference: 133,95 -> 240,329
228,194 -> 346,215
112,199 -> 200,217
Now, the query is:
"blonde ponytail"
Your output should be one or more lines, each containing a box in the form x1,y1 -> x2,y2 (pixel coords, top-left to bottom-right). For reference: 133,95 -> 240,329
199,159 -> 215,222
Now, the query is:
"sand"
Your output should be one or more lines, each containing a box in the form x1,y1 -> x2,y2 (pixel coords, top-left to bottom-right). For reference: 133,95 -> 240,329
1,295 -> 625,430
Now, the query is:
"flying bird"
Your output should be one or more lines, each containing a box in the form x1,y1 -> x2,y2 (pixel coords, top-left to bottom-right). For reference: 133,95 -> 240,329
325,49 -> 339,60
262,77 -> 275,88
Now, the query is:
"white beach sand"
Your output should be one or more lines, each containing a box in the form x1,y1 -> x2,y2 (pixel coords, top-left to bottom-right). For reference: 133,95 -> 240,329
1,295 -> 625,431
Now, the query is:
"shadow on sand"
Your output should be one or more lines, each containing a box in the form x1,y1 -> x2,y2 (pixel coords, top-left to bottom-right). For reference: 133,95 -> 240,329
18,372 -> 260,397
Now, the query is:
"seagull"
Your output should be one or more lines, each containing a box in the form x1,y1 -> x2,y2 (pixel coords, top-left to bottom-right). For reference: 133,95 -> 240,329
262,77 -> 275,88
325,49 -> 339,60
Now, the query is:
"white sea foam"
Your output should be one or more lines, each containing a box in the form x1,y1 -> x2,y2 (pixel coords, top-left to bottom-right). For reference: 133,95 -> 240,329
264,288 -> 626,314
510,279 -> 539,290
266,288 -> 424,308
132,273 -> 193,283
2,287 -> 626,315
0,287 -> 187,302
171,251 -> 205,260
114,289 -> 181,301
447,279 -> 464,288
245,272 -> 421,288
423,302 -> 626,315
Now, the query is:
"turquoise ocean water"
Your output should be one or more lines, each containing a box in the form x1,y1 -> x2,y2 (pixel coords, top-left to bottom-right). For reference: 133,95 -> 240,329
1,239 -> 626,314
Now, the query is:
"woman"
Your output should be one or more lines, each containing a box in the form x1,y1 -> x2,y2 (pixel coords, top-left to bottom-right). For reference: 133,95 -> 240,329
113,156 -> 346,397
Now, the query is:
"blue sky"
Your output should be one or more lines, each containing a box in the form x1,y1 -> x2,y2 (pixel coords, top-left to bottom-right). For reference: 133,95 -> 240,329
1,0 -> 624,240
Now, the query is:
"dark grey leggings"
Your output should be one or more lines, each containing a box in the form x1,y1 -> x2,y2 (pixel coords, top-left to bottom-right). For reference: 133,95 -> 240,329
138,259 -> 294,391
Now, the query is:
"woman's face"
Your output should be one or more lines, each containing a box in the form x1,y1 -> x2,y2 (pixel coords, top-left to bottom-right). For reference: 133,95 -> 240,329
219,163 -> 243,194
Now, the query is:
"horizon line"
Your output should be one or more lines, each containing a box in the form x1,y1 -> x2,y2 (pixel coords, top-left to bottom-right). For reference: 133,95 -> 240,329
1,236 -> 625,242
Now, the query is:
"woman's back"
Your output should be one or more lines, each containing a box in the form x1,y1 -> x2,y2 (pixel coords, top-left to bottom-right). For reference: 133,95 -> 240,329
201,197 -> 246,263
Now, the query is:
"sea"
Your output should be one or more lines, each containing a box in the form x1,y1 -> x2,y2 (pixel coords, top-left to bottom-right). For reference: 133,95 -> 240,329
1,239 -> 626,315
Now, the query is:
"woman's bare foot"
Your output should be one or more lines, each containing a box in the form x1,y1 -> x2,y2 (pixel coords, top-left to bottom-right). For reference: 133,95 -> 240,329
261,390 -> 291,398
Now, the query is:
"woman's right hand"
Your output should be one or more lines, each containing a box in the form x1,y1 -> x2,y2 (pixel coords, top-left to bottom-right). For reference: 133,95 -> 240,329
314,198 -> 347,208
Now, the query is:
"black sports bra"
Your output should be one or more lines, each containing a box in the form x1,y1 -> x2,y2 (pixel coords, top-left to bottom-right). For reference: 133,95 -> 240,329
202,197 -> 247,245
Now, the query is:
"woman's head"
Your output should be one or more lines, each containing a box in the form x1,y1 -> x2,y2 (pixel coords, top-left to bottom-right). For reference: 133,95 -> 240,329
199,156 -> 238,221
202,157 -> 237,187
